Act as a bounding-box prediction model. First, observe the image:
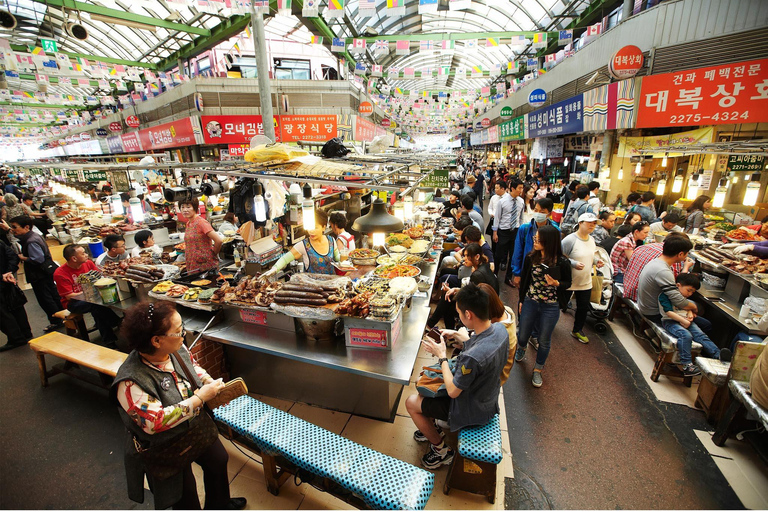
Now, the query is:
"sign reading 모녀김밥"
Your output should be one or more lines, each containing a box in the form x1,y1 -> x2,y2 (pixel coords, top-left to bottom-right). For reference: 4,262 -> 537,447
636,58 -> 768,128
201,115 -> 281,144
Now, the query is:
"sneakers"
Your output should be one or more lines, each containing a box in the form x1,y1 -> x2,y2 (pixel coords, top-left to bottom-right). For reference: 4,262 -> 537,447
571,331 -> 589,344
532,369 -> 543,388
680,363 -> 701,376
43,323 -> 63,332
530,337 -> 539,351
514,347 -> 526,362
414,425 -> 444,443
421,443 -> 455,469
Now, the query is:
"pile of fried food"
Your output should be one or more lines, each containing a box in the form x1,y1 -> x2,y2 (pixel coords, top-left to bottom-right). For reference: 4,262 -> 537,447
698,246 -> 768,274
335,291 -> 373,317
404,225 -> 425,239
386,233 -> 413,248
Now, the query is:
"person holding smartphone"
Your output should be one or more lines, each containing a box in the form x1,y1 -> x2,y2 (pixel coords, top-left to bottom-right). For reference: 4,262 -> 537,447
514,225 -> 572,388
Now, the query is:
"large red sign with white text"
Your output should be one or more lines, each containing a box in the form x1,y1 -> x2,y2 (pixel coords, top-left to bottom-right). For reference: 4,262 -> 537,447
201,115 -> 280,144
280,115 -> 337,142
355,116 -> 387,142
120,132 -> 142,153
137,117 -> 198,150
636,58 -> 768,128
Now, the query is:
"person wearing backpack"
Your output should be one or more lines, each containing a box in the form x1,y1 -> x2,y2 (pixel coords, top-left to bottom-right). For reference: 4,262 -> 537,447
560,185 -> 594,236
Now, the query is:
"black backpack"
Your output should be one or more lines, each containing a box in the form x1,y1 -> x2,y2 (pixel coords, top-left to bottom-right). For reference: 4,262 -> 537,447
321,138 -> 350,158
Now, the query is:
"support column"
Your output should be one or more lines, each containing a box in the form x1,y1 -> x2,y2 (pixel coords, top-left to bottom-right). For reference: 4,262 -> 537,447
622,0 -> 634,21
250,3 -> 276,142
600,130 -> 614,176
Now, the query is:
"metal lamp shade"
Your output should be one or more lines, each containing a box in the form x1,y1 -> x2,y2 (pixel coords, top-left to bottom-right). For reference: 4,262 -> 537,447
352,198 -> 404,233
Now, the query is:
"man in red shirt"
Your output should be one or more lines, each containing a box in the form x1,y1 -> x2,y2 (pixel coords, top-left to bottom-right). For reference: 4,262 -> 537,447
53,244 -> 121,347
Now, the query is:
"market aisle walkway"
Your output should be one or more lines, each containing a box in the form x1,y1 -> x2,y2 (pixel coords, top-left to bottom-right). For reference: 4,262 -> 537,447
0,285 -> 748,509
498,284 -> 743,509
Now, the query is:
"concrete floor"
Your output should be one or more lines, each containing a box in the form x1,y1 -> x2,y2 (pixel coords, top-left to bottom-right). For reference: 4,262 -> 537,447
0,278 -> 747,510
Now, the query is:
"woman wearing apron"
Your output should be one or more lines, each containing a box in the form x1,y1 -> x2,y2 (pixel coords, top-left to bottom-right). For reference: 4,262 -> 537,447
178,199 -> 223,273
268,209 -> 339,276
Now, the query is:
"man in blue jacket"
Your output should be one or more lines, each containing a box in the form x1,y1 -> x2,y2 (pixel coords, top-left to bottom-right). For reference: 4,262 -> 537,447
510,198 -> 560,287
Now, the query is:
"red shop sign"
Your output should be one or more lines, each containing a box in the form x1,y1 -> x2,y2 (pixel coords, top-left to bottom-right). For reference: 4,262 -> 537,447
137,118 -> 197,150
201,115 -> 280,144
126,115 -> 140,128
280,115 -> 337,143
359,101 -> 373,116
108,121 -> 122,132
636,58 -> 768,128
239,309 -> 267,325
608,45 -> 644,80
355,116 -> 376,142
120,132 -> 142,153
228,144 -> 250,157
381,118 -> 391,128
481,118 -> 491,128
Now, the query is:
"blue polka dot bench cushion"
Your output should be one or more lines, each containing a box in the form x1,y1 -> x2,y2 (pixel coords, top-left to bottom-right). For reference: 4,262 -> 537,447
214,395 -> 434,510
457,414 -> 503,465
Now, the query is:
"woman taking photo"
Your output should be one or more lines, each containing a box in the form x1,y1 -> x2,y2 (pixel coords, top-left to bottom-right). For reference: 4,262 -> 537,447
269,209 -> 339,275
112,301 -> 246,510
685,195 -> 712,234
515,225 -> 572,387
427,243 -> 499,330
178,200 -> 222,274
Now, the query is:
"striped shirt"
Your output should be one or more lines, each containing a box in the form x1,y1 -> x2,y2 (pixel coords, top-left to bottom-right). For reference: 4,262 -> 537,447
623,243 -> 683,302
610,235 -> 636,276
493,193 -> 517,231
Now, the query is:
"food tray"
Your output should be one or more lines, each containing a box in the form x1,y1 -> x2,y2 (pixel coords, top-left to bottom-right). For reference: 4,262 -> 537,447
372,264 -> 421,279
148,291 -> 222,311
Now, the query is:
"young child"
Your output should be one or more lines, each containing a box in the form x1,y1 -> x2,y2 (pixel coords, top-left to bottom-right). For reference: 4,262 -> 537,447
659,273 -> 721,376
131,229 -> 163,259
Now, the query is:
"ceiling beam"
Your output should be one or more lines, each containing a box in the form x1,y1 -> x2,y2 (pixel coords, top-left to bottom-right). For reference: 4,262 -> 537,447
10,43 -> 156,69
337,30 -> 561,43
31,0 -> 211,36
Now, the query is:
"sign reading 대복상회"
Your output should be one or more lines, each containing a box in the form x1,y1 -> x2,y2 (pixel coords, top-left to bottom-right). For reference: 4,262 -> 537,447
636,58 -> 768,128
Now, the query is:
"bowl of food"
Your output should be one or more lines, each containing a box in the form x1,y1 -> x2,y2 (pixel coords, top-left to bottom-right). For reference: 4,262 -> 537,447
372,263 -> 421,279
654,231 -> 669,243
349,248 -> 380,266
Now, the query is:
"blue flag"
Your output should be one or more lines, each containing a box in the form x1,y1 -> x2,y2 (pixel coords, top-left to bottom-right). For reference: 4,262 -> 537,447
331,37 -> 345,53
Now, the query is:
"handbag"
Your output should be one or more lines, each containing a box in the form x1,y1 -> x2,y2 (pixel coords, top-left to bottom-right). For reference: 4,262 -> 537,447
416,358 -> 457,398
5,282 -> 27,307
590,268 -> 604,304
132,353 -> 219,481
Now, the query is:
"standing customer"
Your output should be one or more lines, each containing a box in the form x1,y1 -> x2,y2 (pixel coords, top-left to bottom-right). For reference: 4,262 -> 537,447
53,244 -> 121,346
634,192 -> 658,224
472,168 -> 486,209
329,211 -> 355,253
514,225 -> 572,387
493,178 -> 524,284
591,212 -> 616,246
561,213 -> 603,344
684,195 -> 712,234
179,200 -> 222,273
112,301 -> 247,510
0,239 -> 32,351
9,216 -> 63,331
407,284 -> 509,469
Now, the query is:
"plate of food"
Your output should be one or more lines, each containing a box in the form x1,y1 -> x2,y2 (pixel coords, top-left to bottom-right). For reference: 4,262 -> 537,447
725,228 -> 763,242
166,284 -> 189,298
151,281 -> 174,294
404,225 -> 425,239
349,248 -> 380,266
385,233 -> 413,248
191,279 -> 212,287
373,264 -> 421,279
377,254 -> 423,266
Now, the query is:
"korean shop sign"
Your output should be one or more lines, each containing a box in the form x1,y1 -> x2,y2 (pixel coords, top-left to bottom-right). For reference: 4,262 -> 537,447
527,94 -> 583,138
201,115 -> 281,144
608,45 -> 643,80
280,115 -> 337,142
636,58 -> 768,128
83,170 -> 107,182
423,169 -> 449,189
725,154 -> 765,173
499,115 -> 525,142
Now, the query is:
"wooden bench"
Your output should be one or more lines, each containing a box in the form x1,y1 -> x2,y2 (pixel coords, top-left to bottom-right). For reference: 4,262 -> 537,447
444,414 -> 503,504
610,284 -> 702,386
28,332 -> 126,388
214,395 -> 434,510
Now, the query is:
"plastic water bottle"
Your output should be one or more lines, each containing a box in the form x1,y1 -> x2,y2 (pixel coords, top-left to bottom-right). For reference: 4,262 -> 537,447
234,247 -> 241,268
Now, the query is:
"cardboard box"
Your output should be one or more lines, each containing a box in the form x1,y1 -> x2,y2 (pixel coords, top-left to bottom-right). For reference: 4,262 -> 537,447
343,307 -> 403,351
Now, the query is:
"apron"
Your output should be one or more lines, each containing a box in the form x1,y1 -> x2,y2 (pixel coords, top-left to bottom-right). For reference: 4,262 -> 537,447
304,235 -> 335,275
185,216 -> 218,273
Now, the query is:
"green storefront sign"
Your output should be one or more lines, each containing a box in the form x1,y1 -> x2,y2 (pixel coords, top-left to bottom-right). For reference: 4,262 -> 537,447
726,155 -> 765,173
500,106 -> 513,119
83,170 -> 108,182
65,170 -> 80,180
499,116 -> 525,142
423,169 -> 449,189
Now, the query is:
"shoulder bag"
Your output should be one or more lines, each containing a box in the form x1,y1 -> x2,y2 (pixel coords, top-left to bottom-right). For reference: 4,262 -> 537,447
132,353 -> 219,481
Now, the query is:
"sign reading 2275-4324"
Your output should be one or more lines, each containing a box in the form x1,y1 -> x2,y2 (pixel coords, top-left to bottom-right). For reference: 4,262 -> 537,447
636,58 -> 768,128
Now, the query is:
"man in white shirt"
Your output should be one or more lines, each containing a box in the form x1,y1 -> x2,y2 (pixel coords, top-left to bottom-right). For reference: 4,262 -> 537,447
493,178 -> 524,284
587,181 -> 601,213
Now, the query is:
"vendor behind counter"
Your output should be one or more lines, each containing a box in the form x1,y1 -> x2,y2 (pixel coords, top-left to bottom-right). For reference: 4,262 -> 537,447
267,209 -> 340,276
178,199 -> 222,273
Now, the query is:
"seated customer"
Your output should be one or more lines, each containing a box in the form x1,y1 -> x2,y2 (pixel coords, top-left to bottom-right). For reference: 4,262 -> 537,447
96,234 -> 128,266
649,213 -> 683,236
591,211 -> 616,246
624,232 -> 692,301
659,273 -> 721,376
131,230 -> 163,259
600,224 -> 631,255
455,195 -> 483,229
610,222 -> 650,283
53,244 -> 121,347
406,283 -> 509,469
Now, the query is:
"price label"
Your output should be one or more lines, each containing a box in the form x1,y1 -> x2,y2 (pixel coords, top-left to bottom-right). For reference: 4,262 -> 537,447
240,309 -> 267,325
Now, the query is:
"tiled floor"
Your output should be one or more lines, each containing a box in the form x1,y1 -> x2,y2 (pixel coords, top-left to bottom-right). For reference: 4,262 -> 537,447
174,387 -> 512,511
693,429 -> 768,510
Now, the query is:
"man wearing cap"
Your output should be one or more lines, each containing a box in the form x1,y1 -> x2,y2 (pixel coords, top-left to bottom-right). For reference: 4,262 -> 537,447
561,212 -> 604,344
